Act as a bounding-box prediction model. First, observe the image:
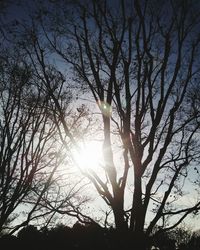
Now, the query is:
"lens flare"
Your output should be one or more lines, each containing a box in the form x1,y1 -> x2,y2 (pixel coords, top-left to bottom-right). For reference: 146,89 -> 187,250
98,100 -> 112,117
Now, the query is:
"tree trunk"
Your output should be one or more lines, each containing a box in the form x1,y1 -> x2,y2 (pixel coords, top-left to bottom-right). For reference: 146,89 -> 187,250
129,176 -> 148,250
112,201 -> 127,231
130,177 -> 144,230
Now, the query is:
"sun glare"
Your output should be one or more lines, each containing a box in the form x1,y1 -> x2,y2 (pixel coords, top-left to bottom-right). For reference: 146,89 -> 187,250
73,141 -> 103,171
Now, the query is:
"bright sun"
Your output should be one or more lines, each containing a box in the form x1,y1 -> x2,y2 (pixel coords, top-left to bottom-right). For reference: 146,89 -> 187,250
73,141 -> 103,171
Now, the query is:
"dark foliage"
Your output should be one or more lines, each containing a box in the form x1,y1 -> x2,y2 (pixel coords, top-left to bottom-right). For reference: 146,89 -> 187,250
1,223 -> 200,250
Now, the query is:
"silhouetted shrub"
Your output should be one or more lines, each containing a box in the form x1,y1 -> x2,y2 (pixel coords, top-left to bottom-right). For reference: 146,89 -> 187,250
0,234 -> 18,249
17,225 -> 42,250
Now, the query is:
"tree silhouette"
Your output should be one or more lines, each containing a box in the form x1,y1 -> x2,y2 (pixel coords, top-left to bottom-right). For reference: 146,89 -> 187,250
31,1 -> 200,248
1,0 -> 200,249
0,47 -> 89,234
0,49 -> 62,233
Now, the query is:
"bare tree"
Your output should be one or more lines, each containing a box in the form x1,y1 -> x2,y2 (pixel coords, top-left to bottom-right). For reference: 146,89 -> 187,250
6,0 -> 200,248
40,0 -> 200,244
0,49 -> 57,232
0,47 -> 89,235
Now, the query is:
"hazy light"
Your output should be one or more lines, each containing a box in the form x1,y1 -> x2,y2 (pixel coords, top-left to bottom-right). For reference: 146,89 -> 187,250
73,141 -> 103,171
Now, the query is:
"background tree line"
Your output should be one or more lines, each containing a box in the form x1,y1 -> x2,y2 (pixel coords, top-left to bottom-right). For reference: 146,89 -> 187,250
1,222 -> 200,250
